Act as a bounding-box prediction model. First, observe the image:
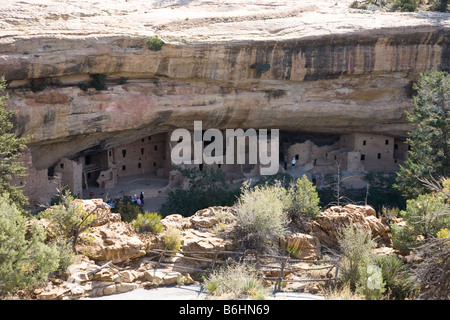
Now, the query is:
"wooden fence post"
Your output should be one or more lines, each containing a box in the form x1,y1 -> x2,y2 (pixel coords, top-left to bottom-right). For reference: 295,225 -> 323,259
157,244 -> 168,268
275,256 -> 289,292
334,262 -> 339,286
210,251 -> 219,272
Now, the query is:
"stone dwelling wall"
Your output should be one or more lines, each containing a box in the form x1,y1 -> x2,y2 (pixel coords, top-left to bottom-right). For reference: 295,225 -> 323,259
113,133 -> 168,178
340,133 -> 397,173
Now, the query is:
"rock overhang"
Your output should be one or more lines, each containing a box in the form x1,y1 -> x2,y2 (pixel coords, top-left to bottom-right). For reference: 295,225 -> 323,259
0,0 -> 449,169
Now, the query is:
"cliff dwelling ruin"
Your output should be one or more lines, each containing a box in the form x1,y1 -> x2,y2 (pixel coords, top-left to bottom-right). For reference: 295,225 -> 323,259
1,0 -> 448,209
21,129 -> 409,209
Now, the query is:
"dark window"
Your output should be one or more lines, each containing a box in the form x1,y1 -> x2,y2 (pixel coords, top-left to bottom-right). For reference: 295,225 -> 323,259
154,145 -> 158,151
148,136 -> 151,140
48,167 -> 55,178
377,153 -> 381,159
295,154 -> 299,160
138,163 -> 141,168
141,148 -> 144,155
60,163 -> 64,169
363,140 -> 366,146
153,162 -> 156,167
360,154 -> 365,161
85,155 -> 91,165
385,140 -> 389,145
122,165 -> 126,171
122,150 -> 126,157
394,144 -> 398,150
141,138 -> 145,142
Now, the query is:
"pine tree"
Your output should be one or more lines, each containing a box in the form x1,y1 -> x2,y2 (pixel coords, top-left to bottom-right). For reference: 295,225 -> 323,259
0,76 -> 28,207
395,70 -> 450,199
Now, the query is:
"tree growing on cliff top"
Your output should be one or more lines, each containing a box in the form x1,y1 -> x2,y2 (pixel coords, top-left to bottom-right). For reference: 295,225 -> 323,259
0,76 -> 28,207
395,70 -> 450,199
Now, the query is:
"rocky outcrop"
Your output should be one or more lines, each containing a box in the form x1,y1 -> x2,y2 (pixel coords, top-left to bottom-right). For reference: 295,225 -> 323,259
312,204 -> 392,247
31,200 -> 398,299
75,199 -> 147,263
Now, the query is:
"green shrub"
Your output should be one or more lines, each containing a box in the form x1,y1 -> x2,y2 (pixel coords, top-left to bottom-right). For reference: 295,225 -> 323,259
285,175 -> 321,219
131,212 -> 164,233
146,35 -> 163,51
254,172 -> 295,189
391,193 -> 449,253
391,224 -> 415,254
204,263 -> 268,299
391,0 -> 418,11
164,228 -> 181,251
235,182 -> 289,252
0,194 -> 60,294
89,73 -> 107,91
375,254 -> 415,300
160,166 -> 240,217
337,224 -> 385,299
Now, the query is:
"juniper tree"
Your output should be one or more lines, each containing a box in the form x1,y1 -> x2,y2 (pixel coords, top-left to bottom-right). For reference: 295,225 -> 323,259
395,70 -> 450,199
0,76 -> 28,207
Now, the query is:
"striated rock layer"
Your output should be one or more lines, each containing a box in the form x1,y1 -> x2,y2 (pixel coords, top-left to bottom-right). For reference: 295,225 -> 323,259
0,1 -> 448,169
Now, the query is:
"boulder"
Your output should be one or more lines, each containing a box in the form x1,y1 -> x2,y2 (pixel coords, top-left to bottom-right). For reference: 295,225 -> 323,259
187,206 -> 236,230
75,199 -> 146,263
160,214 -> 188,231
312,204 -> 391,247
182,229 -> 237,256
143,269 -> 183,286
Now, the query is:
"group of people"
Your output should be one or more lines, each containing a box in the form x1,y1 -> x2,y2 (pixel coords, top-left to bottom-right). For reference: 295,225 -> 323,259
132,192 -> 145,207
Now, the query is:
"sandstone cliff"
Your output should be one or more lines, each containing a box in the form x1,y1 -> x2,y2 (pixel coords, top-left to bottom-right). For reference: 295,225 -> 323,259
0,0 -> 448,169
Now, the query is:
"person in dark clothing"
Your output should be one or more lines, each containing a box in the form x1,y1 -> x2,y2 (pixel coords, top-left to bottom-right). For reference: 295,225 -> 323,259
140,192 -> 145,205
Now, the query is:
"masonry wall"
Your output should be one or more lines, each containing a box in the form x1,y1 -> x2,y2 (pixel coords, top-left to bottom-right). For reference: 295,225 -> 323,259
20,148 -> 58,208
341,133 -> 397,173
54,158 -> 83,197
114,133 -> 168,178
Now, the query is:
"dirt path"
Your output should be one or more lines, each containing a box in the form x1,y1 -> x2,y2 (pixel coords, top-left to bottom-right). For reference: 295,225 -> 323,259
84,284 -> 325,300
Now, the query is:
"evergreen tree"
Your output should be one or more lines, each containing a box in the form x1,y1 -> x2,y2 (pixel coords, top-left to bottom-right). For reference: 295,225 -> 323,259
0,194 -> 60,294
395,70 -> 450,198
0,76 -> 28,207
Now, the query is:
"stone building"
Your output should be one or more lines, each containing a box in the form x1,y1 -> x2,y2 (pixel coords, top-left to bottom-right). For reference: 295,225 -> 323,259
47,133 -> 170,198
286,132 -> 408,176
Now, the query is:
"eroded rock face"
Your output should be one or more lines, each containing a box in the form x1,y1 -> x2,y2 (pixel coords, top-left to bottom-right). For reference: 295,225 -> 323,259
0,1 -> 448,169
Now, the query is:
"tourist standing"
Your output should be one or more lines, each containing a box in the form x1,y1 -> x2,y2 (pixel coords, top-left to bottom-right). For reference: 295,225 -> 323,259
140,192 -> 145,205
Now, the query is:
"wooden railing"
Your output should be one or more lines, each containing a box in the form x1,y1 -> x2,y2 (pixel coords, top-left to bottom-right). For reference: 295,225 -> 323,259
146,247 -> 339,292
